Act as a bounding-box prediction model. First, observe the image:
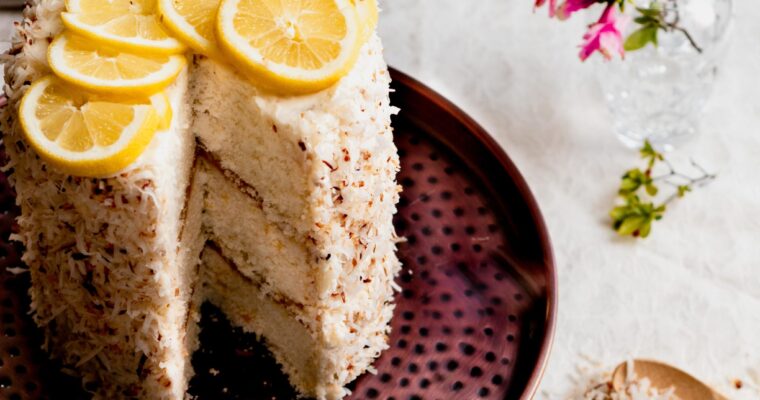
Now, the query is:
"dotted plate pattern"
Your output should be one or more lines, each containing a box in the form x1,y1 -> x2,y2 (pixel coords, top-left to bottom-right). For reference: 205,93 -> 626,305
0,69 -> 556,399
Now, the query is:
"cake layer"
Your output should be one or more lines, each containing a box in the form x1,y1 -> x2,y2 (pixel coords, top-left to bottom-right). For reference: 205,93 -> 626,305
200,154 -> 317,305
201,244 -> 321,395
202,244 -> 396,400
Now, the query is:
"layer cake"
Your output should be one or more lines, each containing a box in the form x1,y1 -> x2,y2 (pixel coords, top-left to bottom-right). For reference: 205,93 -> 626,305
0,1 -> 401,399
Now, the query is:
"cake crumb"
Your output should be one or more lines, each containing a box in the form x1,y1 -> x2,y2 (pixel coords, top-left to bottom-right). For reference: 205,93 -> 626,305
209,368 -> 220,376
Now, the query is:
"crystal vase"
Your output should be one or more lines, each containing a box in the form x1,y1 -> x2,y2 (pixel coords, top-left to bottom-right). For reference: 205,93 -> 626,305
596,0 -> 732,150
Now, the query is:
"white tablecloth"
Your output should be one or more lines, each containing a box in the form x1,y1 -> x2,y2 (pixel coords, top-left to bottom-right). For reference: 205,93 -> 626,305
380,0 -> 760,398
2,2 -> 759,397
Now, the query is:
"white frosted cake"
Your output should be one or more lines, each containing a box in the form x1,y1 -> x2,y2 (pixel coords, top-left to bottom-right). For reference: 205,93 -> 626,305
0,0 -> 401,399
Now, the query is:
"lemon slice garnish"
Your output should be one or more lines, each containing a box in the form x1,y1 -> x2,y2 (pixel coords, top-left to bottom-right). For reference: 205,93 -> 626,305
158,0 -> 221,57
353,0 -> 378,43
19,76 -> 160,177
150,91 -> 173,130
62,0 -> 186,55
216,0 -> 363,94
48,32 -> 186,95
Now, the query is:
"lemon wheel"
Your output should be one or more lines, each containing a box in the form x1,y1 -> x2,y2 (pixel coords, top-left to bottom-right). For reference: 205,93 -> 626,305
19,76 -> 160,177
48,33 -> 186,95
216,0 -> 363,94
158,0 -> 222,57
63,0 -> 186,54
353,0 -> 378,43
151,92 -> 173,130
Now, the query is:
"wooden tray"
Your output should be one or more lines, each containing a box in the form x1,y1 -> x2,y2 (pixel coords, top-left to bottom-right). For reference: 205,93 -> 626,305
0,68 -> 557,399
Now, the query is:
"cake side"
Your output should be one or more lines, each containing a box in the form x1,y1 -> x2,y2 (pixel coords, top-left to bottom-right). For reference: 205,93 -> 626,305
1,2 -> 200,398
192,33 -> 401,306
193,34 -> 402,399
306,34 -> 402,354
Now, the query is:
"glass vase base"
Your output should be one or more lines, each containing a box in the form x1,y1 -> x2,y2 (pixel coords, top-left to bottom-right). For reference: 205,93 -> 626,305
614,124 -> 697,152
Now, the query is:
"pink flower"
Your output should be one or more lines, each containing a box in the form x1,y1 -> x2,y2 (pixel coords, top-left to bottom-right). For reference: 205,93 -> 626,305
556,0 -> 597,20
534,0 -> 558,17
579,4 -> 627,61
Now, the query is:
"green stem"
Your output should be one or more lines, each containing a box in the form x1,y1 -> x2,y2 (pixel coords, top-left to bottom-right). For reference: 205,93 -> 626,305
670,25 -> 703,53
664,0 -> 703,53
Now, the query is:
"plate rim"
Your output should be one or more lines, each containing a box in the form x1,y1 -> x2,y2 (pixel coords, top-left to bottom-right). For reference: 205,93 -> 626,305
388,67 -> 558,400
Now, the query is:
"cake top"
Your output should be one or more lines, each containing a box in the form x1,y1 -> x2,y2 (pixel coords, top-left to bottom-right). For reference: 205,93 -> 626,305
8,0 -> 379,178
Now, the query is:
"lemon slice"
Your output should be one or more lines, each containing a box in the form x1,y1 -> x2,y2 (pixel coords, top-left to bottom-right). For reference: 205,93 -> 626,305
19,76 -> 160,177
150,92 -> 173,130
216,0 -> 363,94
158,0 -> 221,57
48,32 -> 186,95
353,0 -> 378,43
63,0 -> 186,54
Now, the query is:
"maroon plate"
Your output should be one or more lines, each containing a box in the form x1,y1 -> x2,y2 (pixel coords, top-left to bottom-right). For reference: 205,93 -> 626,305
0,68 -> 556,400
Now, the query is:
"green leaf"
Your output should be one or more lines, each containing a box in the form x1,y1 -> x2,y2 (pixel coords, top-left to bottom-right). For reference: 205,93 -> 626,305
640,140 -> 656,158
639,220 -> 653,238
617,216 -> 645,236
635,203 -> 652,217
624,168 -> 643,179
625,194 -> 643,208
625,26 -> 659,52
645,183 -> 659,196
624,27 -> 651,52
636,6 -> 661,18
610,206 -> 629,222
619,168 -> 657,196
639,139 -> 664,170
619,178 -> 640,194
677,185 -> 692,197
619,170 -> 640,189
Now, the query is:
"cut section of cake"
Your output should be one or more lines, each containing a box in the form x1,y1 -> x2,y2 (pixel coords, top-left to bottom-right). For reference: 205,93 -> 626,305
1,0 -> 400,399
